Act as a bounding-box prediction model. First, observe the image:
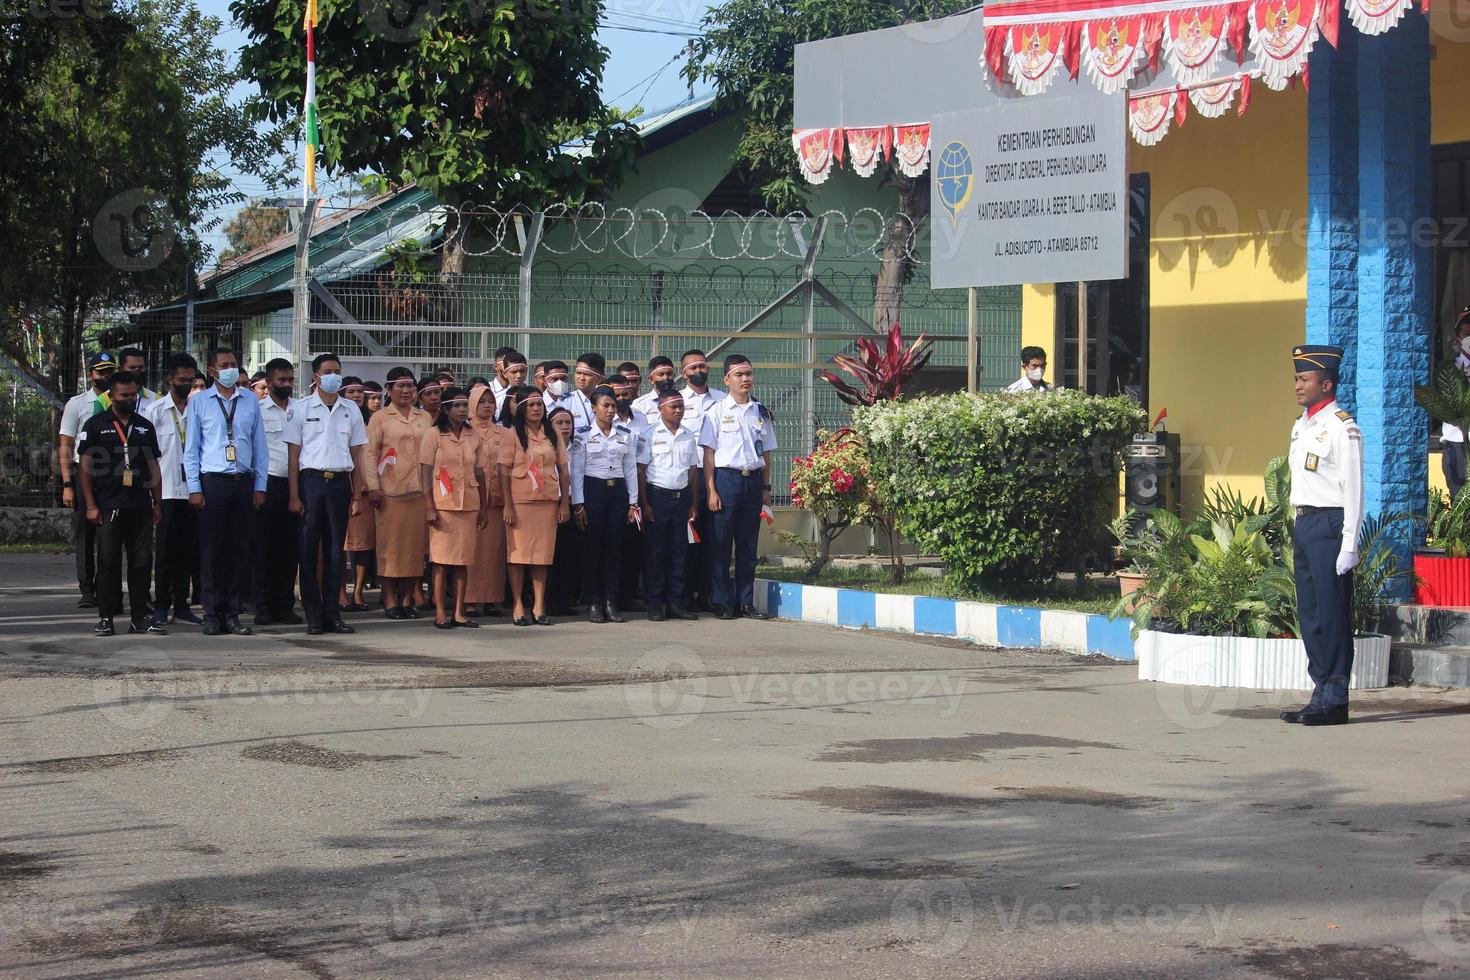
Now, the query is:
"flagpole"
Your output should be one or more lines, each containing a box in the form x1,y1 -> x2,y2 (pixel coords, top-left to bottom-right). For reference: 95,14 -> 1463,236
293,0 -> 320,385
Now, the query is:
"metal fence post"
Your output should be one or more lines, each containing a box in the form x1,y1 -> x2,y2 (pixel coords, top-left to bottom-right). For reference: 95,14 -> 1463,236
291,199 -> 318,387
800,216 -> 828,456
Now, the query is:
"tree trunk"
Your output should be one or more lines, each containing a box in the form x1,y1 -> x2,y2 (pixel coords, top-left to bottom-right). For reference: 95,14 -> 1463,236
806,518 -> 851,581
871,175 -> 930,331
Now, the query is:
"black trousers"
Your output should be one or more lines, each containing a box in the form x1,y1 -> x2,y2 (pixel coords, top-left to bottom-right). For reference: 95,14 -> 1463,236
198,473 -> 254,620
620,524 -> 643,605
580,477 -> 629,605
96,506 -> 154,622
549,519 -> 581,610
1443,442 -> 1467,501
72,494 -> 97,601
684,478 -> 712,606
253,475 -> 300,617
153,499 -> 197,614
1293,509 -> 1355,709
644,485 -> 691,607
299,472 -> 350,627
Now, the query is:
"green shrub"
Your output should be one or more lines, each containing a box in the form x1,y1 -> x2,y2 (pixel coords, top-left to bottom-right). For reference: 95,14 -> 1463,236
854,390 -> 1145,587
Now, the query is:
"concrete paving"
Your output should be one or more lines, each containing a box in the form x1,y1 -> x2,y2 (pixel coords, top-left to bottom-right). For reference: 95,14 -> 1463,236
3,553 -> 1470,978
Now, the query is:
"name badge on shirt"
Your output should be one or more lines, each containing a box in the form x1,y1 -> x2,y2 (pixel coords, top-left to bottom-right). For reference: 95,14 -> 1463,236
122,468 -> 135,487
225,444 -> 236,462
1305,453 -> 1319,472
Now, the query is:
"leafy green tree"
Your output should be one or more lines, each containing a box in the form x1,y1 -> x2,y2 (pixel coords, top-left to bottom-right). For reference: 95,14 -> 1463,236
232,0 -> 642,277
219,201 -> 292,262
0,0 -> 288,410
687,0 -> 969,329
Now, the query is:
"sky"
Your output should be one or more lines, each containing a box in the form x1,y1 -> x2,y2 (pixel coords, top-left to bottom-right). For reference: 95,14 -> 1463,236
194,0 -> 717,255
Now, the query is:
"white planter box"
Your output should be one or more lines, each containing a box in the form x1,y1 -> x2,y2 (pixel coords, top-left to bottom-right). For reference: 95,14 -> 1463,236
1136,630 -> 1390,690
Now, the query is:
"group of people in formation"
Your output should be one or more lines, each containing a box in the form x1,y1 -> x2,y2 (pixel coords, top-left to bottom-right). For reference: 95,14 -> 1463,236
62,345 -> 778,637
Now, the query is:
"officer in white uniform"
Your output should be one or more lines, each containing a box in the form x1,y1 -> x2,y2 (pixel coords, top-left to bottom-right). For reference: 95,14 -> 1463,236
637,389 -> 701,621
284,352 -> 368,635
630,355 -> 678,426
1282,344 -> 1363,727
679,349 -> 720,608
542,360 -> 595,433
570,385 -> 639,623
142,351 -> 202,625
699,354 -> 775,620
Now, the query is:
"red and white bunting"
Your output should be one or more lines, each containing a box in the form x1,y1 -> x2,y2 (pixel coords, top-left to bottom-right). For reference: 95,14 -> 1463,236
1006,21 -> 1069,96
1345,0 -> 1413,34
1249,0 -> 1321,90
893,124 -> 932,178
1163,5 -> 1245,86
1186,73 -> 1252,116
1128,91 -> 1180,147
846,127 -> 892,178
792,128 -> 843,185
1082,14 -> 1158,94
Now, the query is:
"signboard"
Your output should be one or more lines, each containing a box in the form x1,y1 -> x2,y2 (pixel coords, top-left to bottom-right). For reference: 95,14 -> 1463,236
930,90 -> 1128,289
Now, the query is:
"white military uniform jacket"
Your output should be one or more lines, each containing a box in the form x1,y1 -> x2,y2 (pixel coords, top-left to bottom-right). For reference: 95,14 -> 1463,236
1288,399 -> 1364,554
569,420 -> 639,506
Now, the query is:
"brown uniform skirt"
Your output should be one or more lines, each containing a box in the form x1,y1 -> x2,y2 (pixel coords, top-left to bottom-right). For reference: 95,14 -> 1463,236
376,494 -> 427,577
428,508 -> 477,566
506,500 -> 557,565
465,506 -> 507,602
345,496 -> 376,552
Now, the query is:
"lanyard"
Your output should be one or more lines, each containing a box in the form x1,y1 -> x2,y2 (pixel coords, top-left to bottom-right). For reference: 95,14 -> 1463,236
169,404 -> 186,449
111,416 -> 132,469
215,391 -> 240,441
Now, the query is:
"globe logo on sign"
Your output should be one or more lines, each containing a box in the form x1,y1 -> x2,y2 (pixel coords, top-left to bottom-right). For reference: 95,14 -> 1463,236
935,140 -> 974,231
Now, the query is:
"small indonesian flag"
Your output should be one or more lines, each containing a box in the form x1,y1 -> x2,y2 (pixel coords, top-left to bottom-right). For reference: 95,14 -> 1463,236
376,446 -> 397,475
527,461 -> 541,492
687,519 -> 701,545
759,505 -> 775,525
1151,408 -> 1168,431
633,507 -> 643,531
436,466 -> 453,498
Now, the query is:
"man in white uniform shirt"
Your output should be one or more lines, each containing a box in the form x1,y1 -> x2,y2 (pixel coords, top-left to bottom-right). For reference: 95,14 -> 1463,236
254,358 -> 303,626
637,388 -> 701,622
285,352 -> 368,635
630,355 -> 677,427
679,348 -> 720,609
1006,346 -> 1053,393
143,352 -> 203,626
542,359 -> 594,432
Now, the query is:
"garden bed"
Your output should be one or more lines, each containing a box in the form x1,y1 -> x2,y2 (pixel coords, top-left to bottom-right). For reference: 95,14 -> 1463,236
754,564 -> 1120,615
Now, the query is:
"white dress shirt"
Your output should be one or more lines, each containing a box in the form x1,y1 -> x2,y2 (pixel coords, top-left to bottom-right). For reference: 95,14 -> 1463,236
143,394 -> 192,499
681,387 -> 721,466
569,420 -> 639,505
1289,399 -> 1364,554
630,390 -> 662,428
1006,375 -> 1051,393
1441,353 -> 1470,443
638,421 -> 700,490
283,393 -> 367,471
698,395 -> 777,471
60,390 -> 102,462
259,394 -> 299,478
543,388 -> 595,433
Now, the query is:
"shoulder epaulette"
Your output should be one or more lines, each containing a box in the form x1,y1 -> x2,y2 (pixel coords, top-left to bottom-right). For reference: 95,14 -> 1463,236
757,402 -> 772,421
1336,410 -> 1353,422
575,424 -> 591,433
614,422 -> 631,433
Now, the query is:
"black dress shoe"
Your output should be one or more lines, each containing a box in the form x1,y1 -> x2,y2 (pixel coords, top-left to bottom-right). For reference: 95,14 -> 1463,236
254,611 -> 275,627
94,618 -> 115,637
1302,705 -> 1350,726
400,605 -> 420,620
306,623 -> 324,636
326,620 -> 355,634
647,607 -> 667,622
385,607 -> 405,621
715,605 -> 737,620
173,608 -> 204,625
78,595 -> 97,609
513,615 -> 532,627
224,616 -> 252,636
605,605 -> 626,623
1280,704 -> 1314,724
668,605 -> 699,621
534,615 -> 552,626
588,602 -> 607,624
434,619 -> 454,630
202,617 -> 223,636
276,610 -> 303,625
129,620 -> 167,636
740,604 -> 769,621
453,619 -> 480,628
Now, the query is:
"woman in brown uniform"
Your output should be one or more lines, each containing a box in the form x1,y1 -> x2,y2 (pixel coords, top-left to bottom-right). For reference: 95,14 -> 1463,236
421,388 -> 486,628
500,385 -> 570,626
464,385 -> 507,617
364,366 -> 434,619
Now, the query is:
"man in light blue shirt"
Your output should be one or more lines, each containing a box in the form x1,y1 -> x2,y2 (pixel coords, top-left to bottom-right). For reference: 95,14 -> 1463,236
184,347 -> 269,636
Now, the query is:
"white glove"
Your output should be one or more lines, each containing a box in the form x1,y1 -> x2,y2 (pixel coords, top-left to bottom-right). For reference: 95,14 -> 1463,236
1335,549 -> 1359,576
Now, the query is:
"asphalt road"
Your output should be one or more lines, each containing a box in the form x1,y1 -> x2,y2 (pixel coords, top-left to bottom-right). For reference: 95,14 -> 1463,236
3,553 -> 1470,978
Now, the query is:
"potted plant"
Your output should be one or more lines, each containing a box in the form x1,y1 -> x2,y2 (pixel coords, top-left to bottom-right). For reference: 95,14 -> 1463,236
1415,489 -> 1470,604
1113,457 -> 1403,690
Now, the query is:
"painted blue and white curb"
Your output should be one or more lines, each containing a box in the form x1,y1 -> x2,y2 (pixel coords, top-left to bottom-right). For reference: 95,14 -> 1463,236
753,578 -> 1136,660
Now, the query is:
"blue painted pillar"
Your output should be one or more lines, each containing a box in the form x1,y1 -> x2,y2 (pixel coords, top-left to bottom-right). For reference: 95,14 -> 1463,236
1355,10 -> 1433,594
1305,29 -> 1359,392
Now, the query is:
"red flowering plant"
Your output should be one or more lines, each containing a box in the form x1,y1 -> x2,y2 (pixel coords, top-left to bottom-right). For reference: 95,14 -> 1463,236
784,430 -> 881,579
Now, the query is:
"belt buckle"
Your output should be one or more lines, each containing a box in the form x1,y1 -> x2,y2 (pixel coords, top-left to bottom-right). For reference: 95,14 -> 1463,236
739,468 -> 751,477
606,479 -> 616,487
323,470 -> 335,479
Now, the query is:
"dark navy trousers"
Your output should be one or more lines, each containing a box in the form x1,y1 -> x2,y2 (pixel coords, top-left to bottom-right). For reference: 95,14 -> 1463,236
709,468 -> 763,609
643,485 -> 691,607
581,477 -> 628,605
299,471 -> 350,627
198,472 -> 254,620
1292,508 -> 1355,709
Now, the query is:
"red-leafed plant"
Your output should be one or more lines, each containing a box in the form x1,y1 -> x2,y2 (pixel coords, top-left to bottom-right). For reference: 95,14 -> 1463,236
818,322 -> 934,407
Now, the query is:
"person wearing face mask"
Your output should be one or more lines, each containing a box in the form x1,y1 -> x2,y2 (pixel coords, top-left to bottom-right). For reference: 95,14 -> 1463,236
78,371 -> 165,637
185,347 -> 269,636
1006,346 -> 1052,393
285,352 -> 369,635
142,352 -> 204,626
631,356 -> 677,427
541,359 -> 595,433
365,366 -> 435,620
679,349 -> 720,611
58,351 -> 117,608
1441,309 -> 1470,500
251,358 -> 303,626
